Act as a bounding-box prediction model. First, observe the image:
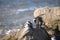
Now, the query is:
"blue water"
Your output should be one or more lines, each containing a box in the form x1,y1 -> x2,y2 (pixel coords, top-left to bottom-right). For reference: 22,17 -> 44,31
0,0 -> 60,38
0,0 -> 60,8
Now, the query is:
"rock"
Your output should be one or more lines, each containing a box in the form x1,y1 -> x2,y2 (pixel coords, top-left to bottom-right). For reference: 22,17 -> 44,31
0,21 -> 51,40
34,7 -> 60,36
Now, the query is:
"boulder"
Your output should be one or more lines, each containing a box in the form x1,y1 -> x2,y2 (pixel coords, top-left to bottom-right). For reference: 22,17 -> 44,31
34,7 -> 60,35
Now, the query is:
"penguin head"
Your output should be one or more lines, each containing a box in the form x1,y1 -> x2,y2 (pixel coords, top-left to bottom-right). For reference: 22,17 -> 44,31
24,20 -> 33,29
33,17 -> 43,27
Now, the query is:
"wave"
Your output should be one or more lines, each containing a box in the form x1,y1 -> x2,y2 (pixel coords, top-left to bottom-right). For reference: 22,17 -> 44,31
5,29 -> 20,34
17,7 -> 37,12
15,6 -> 38,14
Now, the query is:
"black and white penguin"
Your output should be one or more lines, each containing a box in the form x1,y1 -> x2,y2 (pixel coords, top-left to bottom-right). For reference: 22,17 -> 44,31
33,17 -> 43,29
51,36 -> 56,40
24,20 -> 34,31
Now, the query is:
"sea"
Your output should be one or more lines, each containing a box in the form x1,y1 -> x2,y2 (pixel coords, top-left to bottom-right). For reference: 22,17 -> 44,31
0,0 -> 60,38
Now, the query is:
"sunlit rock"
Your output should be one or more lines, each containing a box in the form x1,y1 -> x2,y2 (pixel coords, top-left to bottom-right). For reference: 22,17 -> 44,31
34,7 -> 60,36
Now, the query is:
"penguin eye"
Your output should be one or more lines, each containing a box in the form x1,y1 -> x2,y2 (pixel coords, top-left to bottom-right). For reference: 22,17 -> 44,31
33,19 -> 36,23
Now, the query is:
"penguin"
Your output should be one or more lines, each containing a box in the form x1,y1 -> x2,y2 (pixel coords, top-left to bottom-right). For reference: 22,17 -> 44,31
51,36 -> 56,40
22,20 -> 34,40
33,17 -> 43,29
24,20 -> 34,31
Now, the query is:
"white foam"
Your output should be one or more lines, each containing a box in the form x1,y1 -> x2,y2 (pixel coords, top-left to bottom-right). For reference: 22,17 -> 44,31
15,7 -> 38,15
6,30 -> 12,34
5,28 -> 20,35
17,29 -> 20,31
17,7 -> 37,12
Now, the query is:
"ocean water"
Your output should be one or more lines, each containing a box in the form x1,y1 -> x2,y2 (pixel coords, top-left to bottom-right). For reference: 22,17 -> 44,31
0,0 -> 60,38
